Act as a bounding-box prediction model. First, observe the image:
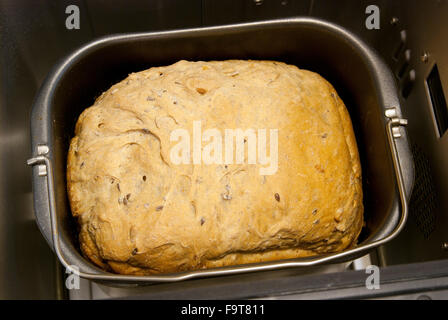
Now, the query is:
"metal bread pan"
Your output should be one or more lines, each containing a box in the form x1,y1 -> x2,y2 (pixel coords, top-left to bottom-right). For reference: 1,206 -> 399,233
28,17 -> 414,283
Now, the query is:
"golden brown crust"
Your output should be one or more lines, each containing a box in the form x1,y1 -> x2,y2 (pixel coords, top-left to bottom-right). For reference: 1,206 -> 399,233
67,60 -> 363,275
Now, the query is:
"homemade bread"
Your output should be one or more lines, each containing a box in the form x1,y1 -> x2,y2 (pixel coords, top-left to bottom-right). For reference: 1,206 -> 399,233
67,60 -> 363,275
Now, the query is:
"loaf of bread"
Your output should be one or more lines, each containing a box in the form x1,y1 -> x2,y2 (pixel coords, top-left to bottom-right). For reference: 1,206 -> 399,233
67,60 -> 363,275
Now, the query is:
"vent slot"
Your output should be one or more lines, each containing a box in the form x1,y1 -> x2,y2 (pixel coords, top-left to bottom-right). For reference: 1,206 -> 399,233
395,49 -> 411,79
401,69 -> 415,99
393,30 -> 407,61
426,64 -> 448,137
409,143 -> 437,239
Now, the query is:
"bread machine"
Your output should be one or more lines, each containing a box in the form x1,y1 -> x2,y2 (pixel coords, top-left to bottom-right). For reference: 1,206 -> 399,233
1,0 -> 448,299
